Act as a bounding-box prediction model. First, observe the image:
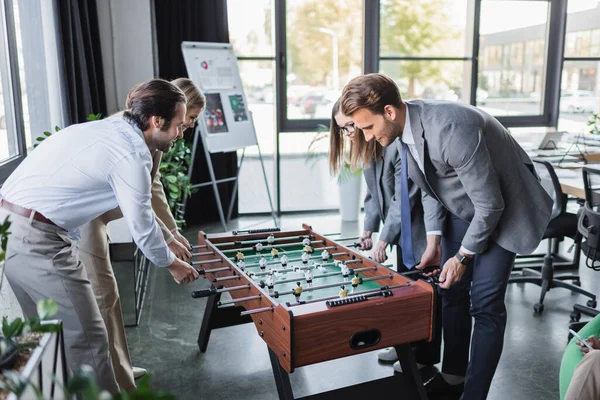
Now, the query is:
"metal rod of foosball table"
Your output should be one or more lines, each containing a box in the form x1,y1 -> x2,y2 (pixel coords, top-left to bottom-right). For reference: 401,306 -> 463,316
251,256 -> 359,277
264,266 -> 378,286
285,282 -> 412,307
191,284 -> 251,298
194,266 -> 231,275
274,273 -> 394,297
238,245 -> 338,261
192,244 -> 209,249
240,306 -> 275,316
191,258 -> 223,266
323,232 -> 341,236
335,236 -> 360,242
192,251 -> 215,257
243,251 -> 347,268
218,294 -> 262,306
213,275 -> 241,282
221,240 -> 326,254
214,234 -> 313,247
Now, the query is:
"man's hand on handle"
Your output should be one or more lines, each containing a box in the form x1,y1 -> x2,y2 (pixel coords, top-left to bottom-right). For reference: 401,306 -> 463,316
167,257 -> 199,284
168,239 -> 192,261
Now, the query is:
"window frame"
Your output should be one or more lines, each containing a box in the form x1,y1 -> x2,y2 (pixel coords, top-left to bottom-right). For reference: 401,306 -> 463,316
0,0 -> 26,185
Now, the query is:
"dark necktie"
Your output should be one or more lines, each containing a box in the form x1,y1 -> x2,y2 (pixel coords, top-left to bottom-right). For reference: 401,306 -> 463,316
401,142 -> 416,269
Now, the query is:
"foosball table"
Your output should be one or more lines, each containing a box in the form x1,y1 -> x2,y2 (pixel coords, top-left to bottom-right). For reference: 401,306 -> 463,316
191,225 -> 437,400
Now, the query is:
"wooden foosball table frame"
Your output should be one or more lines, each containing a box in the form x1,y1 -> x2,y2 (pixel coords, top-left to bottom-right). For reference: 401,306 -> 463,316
191,225 -> 439,400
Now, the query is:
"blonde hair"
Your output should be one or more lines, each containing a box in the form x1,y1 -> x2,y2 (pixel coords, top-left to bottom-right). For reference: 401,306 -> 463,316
329,99 -> 381,176
172,78 -> 206,111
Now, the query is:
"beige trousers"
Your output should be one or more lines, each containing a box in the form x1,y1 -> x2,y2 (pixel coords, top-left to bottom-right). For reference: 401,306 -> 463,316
79,248 -> 136,392
1,209 -> 119,393
565,350 -> 600,400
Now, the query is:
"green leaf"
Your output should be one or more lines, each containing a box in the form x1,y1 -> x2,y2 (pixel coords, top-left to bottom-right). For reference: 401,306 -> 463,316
35,136 -> 46,142
43,131 -> 53,137
55,125 -> 61,132
165,175 -> 177,184
37,298 -> 58,320
3,317 -> 24,339
168,184 -> 179,194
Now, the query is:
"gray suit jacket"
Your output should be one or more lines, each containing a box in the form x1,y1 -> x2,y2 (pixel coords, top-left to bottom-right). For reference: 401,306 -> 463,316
363,144 -> 427,262
403,100 -> 552,255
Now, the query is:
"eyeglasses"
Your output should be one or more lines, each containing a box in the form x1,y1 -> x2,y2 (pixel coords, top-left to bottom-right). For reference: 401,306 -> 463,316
338,124 -> 356,136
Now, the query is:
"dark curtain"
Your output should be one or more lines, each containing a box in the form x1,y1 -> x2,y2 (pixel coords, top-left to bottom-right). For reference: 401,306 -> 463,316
154,0 -> 238,226
57,0 -> 107,124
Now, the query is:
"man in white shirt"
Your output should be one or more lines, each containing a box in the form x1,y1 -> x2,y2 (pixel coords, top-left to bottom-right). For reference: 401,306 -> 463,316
0,79 -> 199,393
341,74 -> 552,400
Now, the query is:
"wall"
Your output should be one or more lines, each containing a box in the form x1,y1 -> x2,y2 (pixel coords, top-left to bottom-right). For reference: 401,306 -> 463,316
96,0 -> 157,114
96,0 -> 157,242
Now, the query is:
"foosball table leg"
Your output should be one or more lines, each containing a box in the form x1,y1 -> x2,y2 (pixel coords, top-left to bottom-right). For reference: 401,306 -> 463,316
197,291 -> 222,352
268,347 -> 295,400
395,344 -> 429,400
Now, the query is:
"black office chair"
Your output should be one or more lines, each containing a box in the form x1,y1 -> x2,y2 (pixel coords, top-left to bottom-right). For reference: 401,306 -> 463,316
570,166 -> 600,323
509,160 -> 596,313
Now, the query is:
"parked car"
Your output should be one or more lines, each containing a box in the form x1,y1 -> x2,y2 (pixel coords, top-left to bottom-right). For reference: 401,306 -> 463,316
560,90 -> 599,114
300,91 -> 339,118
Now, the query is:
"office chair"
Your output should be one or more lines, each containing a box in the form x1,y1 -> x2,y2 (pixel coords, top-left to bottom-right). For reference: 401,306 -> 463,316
509,160 -> 596,313
570,166 -> 600,322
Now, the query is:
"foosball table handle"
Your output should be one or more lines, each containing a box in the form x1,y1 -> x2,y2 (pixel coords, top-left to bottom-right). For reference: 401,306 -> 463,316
191,288 -> 217,298
194,268 -> 206,276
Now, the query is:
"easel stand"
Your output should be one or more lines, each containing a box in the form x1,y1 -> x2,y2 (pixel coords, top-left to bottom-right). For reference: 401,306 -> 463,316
185,120 -> 277,232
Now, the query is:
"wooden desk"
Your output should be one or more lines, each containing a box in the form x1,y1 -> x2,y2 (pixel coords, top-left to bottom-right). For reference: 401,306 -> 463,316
560,177 -> 585,199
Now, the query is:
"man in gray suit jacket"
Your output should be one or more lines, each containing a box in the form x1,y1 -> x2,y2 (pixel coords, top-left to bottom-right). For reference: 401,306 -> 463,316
342,74 -> 552,400
362,143 -> 427,267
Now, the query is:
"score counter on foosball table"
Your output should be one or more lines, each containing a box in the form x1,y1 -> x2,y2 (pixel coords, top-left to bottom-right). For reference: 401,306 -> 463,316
190,224 -> 434,400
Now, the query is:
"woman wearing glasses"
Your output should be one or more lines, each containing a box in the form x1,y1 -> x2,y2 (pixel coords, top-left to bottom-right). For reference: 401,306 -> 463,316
78,78 -> 205,391
328,98 -> 430,369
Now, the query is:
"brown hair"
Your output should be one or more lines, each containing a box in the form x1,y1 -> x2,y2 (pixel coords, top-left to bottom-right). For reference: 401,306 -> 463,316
329,99 -> 381,176
172,77 -> 206,111
123,79 -> 186,131
341,73 -> 403,117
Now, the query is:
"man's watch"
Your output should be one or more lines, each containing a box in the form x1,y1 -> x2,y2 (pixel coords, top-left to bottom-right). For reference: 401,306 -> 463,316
455,252 -> 473,266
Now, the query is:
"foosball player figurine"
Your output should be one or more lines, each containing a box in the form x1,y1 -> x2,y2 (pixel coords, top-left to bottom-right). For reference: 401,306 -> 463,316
259,256 -> 268,270
321,249 -> 330,261
267,234 -> 276,244
294,282 -> 303,301
237,260 -> 246,271
340,262 -> 350,281
304,269 -> 314,287
269,267 -> 280,277
339,285 -> 348,298
302,238 -> 311,246
315,263 -> 326,272
254,242 -> 264,252
235,250 -> 244,262
281,254 -> 289,268
351,273 -> 361,292
247,270 -> 255,278
301,251 -> 310,265
271,248 -> 279,258
266,273 -> 275,293
303,245 -> 313,254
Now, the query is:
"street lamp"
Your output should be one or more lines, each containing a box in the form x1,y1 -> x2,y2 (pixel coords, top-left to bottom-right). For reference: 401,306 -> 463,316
317,27 -> 339,92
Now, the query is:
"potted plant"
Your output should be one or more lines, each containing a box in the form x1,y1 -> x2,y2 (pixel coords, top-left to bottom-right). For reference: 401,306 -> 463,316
307,125 -> 363,221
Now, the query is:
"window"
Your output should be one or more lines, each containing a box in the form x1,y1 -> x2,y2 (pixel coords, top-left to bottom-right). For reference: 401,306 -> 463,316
228,0 -> 277,214
378,0 -> 474,104
478,0 -> 550,117
558,0 -> 600,134
0,0 -> 26,184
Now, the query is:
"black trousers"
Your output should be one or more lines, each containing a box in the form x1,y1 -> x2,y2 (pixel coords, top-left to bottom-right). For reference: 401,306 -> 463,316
440,214 -> 515,400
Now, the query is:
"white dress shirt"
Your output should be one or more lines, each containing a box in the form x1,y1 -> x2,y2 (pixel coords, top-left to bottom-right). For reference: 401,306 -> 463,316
1,117 -> 175,267
399,107 -> 474,255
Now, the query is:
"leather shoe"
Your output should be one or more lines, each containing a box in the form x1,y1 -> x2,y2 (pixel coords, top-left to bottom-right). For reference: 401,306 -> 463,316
133,366 -> 147,379
424,373 -> 464,398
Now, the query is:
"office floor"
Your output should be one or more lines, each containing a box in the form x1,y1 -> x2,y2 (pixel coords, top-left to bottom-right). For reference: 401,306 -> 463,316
115,213 -> 598,400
